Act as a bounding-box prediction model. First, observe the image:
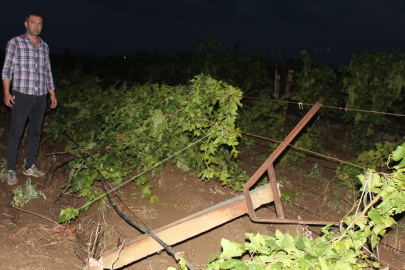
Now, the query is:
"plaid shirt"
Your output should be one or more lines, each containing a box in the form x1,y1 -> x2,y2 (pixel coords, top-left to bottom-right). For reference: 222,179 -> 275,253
2,34 -> 55,96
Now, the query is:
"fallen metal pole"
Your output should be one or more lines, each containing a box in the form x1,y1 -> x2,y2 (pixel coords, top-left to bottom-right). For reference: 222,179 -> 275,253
97,183 -> 274,269
99,171 -> 195,270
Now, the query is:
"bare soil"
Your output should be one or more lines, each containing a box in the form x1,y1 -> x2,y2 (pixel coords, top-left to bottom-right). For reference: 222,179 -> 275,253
1,98 -> 404,270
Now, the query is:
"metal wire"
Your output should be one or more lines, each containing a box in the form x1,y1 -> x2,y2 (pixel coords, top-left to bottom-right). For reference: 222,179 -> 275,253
241,96 -> 405,117
65,99 -> 137,126
64,133 -> 197,269
78,128 -> 220,210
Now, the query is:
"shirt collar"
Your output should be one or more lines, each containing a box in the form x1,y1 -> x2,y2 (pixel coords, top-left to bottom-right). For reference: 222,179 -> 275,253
23,33 -> 43,46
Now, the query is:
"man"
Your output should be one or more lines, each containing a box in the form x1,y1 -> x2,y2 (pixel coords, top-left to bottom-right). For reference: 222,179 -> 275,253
2,11 -> 57,185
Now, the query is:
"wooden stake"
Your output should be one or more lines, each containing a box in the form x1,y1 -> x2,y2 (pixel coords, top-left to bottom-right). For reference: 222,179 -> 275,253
281,70 -> 294,119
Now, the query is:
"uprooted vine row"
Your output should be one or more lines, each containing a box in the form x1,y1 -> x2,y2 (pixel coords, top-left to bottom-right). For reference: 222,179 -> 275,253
46,74 -> 249,222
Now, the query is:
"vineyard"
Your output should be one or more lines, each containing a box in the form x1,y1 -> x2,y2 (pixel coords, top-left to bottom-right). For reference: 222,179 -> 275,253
1,38 -> 405,269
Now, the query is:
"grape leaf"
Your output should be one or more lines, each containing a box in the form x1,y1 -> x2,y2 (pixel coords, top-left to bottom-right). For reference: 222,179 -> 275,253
70,173 -> 88,193
220,239 -> 245,260
392,145 -> 405,161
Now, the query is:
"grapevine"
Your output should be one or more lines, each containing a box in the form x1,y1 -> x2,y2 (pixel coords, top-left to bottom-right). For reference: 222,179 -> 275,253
294,50 -> 405,151
46,74 -> 248,222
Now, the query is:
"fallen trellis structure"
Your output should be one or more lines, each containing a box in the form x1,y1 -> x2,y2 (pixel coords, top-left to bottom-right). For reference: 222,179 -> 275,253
243,101 -> 337,225
90,101 -> 339,269
92,183 -> 275,269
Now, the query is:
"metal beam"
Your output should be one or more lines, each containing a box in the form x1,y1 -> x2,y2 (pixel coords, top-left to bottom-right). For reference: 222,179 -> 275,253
97,183 -> 274,269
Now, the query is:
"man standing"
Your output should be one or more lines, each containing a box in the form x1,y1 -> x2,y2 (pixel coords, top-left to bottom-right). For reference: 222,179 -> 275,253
2,11 -> 57,185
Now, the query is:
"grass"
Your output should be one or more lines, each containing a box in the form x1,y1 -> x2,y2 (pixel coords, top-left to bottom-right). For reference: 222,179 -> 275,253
129,205 -> 158,220
158,177 -> 164,188
308,163 -> 322,177
159,199 -> 189,210
320,190 -> 349,214
12,178 -> 46,207
103,224 -> 116,249
0,158 -> 9,182
392,222 -> 405,244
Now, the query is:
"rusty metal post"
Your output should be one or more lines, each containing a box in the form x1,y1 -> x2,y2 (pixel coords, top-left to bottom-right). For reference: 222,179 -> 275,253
187,66 -> 191,83
281,70 -> 294,119
275,74 -> 281,95
279,48 -> 287,81
268,165 -> 284,219
274,69 -> 281,95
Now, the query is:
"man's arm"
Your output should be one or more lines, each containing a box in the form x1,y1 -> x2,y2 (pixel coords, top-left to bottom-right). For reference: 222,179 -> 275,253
44,45 -> 56,109
48,89 -> 57,109
2,39 -> 16,107
3,79 -> 14,107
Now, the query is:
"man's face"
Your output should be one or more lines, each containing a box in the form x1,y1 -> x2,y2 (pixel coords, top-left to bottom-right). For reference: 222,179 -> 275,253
25,15 -> 43,37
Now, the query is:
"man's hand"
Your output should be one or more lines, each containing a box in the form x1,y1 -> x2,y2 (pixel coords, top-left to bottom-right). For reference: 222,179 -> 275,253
3,79 -> 14,107
48,89 -> 57,109
3,92 -> 15,107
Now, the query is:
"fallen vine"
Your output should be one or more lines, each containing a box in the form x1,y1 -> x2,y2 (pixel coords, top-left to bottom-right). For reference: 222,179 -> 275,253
46,74 -> 248,222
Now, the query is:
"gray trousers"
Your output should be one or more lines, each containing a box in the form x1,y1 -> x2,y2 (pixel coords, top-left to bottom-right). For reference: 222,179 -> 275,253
6,90 -> 47,171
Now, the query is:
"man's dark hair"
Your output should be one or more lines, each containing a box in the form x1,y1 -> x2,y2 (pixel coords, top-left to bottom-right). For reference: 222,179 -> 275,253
26,11 -> 44,21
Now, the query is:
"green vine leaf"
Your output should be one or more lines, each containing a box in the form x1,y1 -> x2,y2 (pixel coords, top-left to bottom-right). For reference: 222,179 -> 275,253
392,143 -> 405,161
141,185 -> 153,198
70,173 -> 88,193
220,239 -> 245,260
59,207 -> 79,223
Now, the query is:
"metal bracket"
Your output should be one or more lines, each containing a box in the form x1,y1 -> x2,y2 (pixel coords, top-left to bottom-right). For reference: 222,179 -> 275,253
243,101 -> 338,226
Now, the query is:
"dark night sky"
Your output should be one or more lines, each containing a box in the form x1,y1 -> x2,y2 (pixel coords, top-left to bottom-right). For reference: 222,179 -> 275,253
1,0 -> 405,66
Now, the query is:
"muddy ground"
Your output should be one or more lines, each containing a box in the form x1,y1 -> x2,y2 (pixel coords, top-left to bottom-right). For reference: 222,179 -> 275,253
1,94 -> 405,270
